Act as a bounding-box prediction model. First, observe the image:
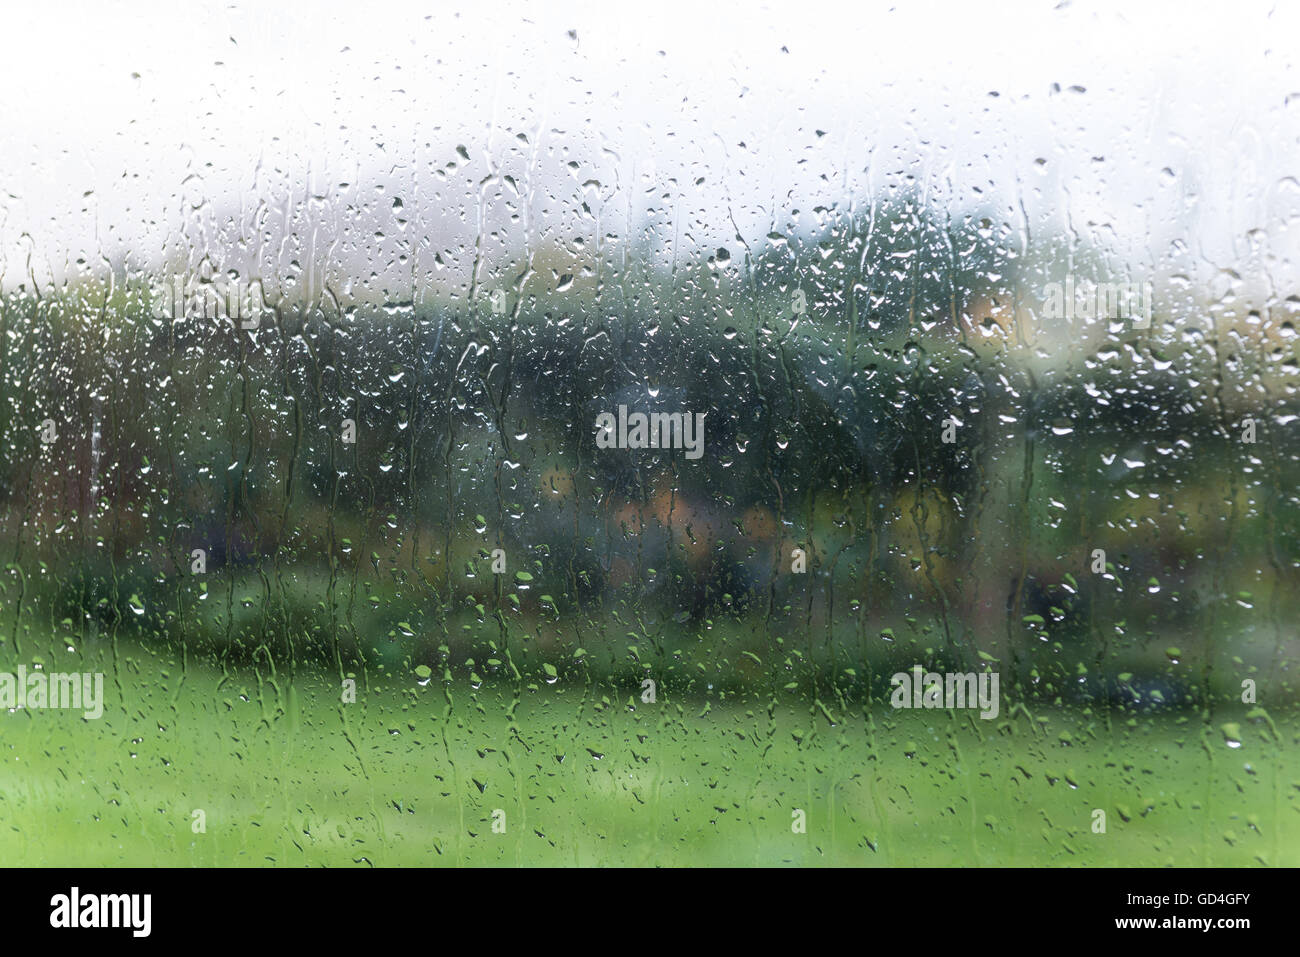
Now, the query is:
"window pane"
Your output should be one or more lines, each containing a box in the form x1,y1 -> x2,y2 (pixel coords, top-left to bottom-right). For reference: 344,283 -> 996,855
1,0 -> 1296,867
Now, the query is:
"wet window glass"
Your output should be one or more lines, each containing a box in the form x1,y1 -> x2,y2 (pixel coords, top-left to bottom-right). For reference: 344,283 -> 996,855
1,1 -> 1296,868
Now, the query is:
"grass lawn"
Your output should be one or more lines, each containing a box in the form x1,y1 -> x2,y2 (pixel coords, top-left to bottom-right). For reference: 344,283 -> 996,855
1,646 -> 1295,866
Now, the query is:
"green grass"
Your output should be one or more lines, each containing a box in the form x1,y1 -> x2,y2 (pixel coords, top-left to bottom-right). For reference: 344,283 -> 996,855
1,647 -> 1296,866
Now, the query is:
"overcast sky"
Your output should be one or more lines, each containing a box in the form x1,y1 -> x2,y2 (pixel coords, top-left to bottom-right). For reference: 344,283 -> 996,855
2,0 -> 1297,306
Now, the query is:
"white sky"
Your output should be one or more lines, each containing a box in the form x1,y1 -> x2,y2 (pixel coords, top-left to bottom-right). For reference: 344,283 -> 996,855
1,0 -> 1297,304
